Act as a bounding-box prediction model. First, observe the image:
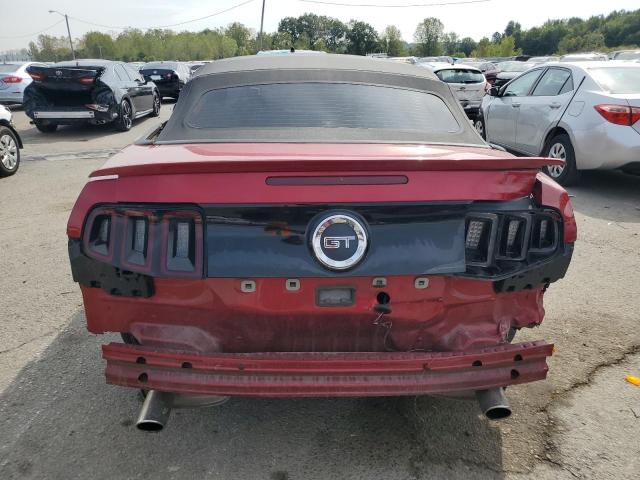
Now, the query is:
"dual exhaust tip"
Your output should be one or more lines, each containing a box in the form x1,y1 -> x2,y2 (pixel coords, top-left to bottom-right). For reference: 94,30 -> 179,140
136,387 -> 510,432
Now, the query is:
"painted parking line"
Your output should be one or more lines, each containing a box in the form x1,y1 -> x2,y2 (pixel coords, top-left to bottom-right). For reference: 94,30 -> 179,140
22,149 -> 120,162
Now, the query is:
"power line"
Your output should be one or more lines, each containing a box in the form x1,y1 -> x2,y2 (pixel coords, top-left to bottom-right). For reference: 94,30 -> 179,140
299,0 -> 491,7
68,0 -> 257,31
0,19 -> 65,39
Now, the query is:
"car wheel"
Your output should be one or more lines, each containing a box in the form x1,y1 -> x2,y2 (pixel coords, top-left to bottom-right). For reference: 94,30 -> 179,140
0,127 -> 20,177
542,134 -> 579,186
115,99 -> 133,132
34,120 -> 58,133
150,92 -> 161,117
474,116 -> 486,140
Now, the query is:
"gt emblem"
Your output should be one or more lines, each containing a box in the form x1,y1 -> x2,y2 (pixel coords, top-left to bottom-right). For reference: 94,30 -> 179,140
55,70 -> 62,76
323,236 -> 356,249
311,214 -> 368,271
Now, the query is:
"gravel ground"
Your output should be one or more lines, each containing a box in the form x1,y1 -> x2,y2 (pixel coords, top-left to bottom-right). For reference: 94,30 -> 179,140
1,110 -> 639,479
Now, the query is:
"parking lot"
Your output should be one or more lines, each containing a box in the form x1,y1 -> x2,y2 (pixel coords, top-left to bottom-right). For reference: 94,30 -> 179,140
0,103 -> 638,479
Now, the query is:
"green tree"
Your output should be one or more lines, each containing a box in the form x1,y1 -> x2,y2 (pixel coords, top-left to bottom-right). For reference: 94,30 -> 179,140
380,25 -> 406,56
458,37 -> 477,57
225,22 -> 253,55
442,32 -> 459,56
471,35 -> 520,57
28,34 -> 73,61
414,17 -> 444,56
346,21 -> 379,55
81,32 -> 115,59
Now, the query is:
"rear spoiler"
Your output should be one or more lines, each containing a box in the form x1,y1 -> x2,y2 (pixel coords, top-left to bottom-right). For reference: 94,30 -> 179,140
91,145 -> 564,178
26,65 -> 105,84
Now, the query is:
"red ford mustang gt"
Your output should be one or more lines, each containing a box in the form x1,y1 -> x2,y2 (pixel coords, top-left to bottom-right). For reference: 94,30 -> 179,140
67,54 -> 576,430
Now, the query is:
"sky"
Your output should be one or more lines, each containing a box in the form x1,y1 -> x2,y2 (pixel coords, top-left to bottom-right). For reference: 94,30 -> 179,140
1,0 -> 638,51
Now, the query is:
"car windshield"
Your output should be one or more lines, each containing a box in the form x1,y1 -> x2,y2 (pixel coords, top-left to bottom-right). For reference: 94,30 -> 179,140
186,83 -> 460,135
497,61 -> 530,72
615,51 -> 640,60
0,64 -> 21,73
589,67 -> 640,94
435,69 -> 484,84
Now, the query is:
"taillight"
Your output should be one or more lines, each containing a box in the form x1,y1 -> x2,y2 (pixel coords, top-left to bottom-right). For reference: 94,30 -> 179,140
162,211 -> 203,275
79,76 -> 95,85
594,104 -> 640,126
465,214 -> 497,267
497,215 -> 529,261
83,206 -> 203,278
84,209 -> 114,259
530,214 -> 558,253
28,72 -> 43,82
2,76 -> 22,83
464,210 -> 561,268
85,104 -> 110,112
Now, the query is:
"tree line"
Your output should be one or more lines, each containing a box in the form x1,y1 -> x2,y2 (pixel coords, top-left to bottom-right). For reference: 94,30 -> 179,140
26,9 -> 640,63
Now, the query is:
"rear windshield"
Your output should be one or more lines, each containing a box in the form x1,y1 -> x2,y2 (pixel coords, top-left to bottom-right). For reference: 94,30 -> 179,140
614,52 -> 640,60
143,63 -> 178,71
589,67 -> 640,94
0,64 -> 21,73
497,61 -> 531,72
186,82 -> 460,134
435,69 -> 484,84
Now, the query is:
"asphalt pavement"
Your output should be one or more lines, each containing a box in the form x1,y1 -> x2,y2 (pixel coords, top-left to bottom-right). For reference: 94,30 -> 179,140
0,108 -> 639,480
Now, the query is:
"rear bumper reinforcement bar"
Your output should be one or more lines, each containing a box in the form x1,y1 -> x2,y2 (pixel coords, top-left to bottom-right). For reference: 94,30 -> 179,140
103,341 -> 553,397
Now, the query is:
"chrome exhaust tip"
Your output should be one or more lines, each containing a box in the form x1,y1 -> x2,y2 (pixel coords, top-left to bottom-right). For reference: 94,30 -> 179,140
475,388 -> 512,420
136,390 -> 173,432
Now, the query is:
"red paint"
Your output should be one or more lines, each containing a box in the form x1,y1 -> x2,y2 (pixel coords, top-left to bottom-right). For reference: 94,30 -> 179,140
102,341 -> 553,397
69,142 -> 575,397
91,143 -> 563,178
81,277 -> 545,353
534,172 -> 577,243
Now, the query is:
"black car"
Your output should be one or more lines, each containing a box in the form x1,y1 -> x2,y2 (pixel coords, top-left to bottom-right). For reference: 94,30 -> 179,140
23,60 -> 161,133
140,62 -> 191,100
491,61 -> 535,88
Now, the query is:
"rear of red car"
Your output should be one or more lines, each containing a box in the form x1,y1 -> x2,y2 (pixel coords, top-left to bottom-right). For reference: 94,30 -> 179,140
67,55 -> 575,428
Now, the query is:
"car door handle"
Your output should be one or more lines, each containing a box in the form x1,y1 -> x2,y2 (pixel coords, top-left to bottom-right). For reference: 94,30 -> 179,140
550,103 -> 562,109
511,102 -> 521,108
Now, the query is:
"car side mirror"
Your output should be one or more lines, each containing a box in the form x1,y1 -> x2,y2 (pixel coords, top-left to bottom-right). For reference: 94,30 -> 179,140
489,86 -> 500,97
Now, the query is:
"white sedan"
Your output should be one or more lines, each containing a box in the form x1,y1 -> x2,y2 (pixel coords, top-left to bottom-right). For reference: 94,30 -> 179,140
477,61 -> 640,185
0,104 -> 21,177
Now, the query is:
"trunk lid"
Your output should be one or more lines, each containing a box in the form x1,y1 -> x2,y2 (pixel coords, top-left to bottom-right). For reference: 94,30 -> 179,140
26,65 -> 105,93
23,65 -> 114,117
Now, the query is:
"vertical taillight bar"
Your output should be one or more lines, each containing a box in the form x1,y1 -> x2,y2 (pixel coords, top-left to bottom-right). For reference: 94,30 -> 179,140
160,210 -> 203,277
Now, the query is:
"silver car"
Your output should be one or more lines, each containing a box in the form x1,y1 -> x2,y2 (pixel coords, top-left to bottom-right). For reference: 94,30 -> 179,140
426,64 -> 488,119
0,104 -> 22,176
478,61 -> 640,185
0,62 -> 46,105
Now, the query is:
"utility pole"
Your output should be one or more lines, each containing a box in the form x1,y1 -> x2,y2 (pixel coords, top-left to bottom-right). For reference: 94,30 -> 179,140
49,10 -> 76,60
98,45 -> 103,58
258,0 -> 266,52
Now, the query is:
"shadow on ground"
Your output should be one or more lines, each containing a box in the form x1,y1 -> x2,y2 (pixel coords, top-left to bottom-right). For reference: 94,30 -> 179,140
568,170 -> 640,223
0,313 -> 505,480
18,115 -> 160,146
